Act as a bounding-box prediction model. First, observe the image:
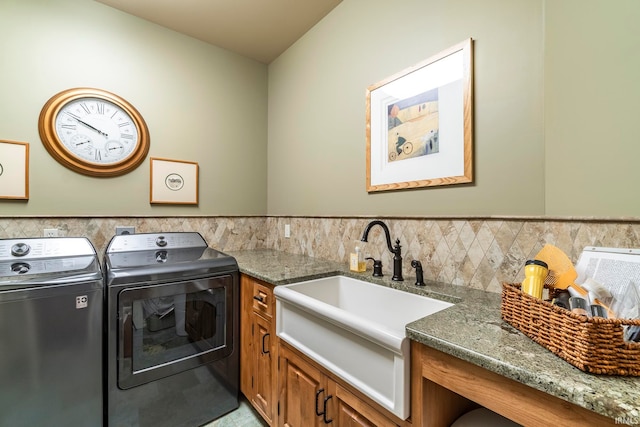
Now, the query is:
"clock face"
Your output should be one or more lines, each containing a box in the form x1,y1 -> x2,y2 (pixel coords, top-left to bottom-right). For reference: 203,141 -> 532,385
55,97 -> 139,165
39,88 -> 150,177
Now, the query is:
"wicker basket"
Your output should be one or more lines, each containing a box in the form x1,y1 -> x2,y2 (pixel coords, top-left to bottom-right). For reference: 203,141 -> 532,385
501,283 -> 640,376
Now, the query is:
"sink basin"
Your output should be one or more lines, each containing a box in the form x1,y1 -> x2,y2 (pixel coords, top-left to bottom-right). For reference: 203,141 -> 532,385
274,275 -> 453,419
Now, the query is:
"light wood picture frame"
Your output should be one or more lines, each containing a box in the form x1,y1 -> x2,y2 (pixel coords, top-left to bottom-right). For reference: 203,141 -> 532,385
366,38 -> 473,192
150,157 -> 199,205
0,140 -> 29,200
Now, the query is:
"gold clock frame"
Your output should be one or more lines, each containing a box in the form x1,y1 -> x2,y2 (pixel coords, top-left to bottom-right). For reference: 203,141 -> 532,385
38,87 -> 150,177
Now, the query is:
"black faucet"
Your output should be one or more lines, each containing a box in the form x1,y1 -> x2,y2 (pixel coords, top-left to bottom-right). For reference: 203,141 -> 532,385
360,220 -> 403,281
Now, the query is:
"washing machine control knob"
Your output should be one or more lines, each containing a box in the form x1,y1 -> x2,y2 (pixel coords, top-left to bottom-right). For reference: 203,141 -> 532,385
156,251 -> 168,263
11,262 -> 30,274
155,236 -> 168,247
11,243 -> 31,257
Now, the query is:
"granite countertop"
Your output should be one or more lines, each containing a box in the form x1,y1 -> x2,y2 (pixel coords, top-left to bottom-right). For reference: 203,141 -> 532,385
227,249 -> 640,425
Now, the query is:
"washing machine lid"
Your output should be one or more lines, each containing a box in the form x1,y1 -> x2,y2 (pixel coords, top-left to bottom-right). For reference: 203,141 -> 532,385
104,232 -> 238,285
0,237 -> 102,290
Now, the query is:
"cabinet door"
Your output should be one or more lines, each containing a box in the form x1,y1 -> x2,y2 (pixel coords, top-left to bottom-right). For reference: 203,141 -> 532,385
252,313 -> 273,423
278,344 -> 326,427
240,274 -> 277,426
330,382 -> 399,427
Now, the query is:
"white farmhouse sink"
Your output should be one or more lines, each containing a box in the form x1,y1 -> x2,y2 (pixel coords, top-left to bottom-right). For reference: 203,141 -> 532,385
274,275 -> 453,419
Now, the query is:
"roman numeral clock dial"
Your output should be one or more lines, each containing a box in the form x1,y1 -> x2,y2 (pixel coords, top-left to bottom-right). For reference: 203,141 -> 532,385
38,88 -> 150,177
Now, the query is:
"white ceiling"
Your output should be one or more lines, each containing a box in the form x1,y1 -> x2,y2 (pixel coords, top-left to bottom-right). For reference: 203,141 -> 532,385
95,0 -> 343,64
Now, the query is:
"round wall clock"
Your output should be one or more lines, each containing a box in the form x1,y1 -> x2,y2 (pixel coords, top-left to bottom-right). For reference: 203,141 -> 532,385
38,87 -> 150,177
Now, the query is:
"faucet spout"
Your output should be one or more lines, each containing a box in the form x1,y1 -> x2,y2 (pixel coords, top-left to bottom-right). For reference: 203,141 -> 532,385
360,220 -> 394,253
360,220 -> 403,281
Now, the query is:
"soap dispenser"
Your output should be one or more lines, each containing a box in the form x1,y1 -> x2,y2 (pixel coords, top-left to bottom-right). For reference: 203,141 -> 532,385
349,242 -> 366,272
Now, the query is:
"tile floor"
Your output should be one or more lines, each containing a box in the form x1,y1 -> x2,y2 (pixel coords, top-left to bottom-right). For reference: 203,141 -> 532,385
204,396 -> 268,427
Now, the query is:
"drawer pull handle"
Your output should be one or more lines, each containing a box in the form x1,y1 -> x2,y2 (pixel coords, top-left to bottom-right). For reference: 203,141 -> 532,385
323,395 -> 333,424
315,388 -> 325,416
261,333 -> 270,354
253,295 -> 264,303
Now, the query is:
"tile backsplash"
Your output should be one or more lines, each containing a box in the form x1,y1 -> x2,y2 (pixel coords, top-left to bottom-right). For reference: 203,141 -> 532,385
2,216 -> 639,293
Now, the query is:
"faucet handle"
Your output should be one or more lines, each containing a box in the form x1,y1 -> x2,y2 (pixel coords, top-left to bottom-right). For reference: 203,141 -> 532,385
411,260 -> 425,286
393,238 -> 402,254
365,257 -> 383,277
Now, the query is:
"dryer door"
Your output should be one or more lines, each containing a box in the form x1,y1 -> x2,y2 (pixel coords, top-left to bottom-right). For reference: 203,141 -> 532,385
117,274 -> 235,389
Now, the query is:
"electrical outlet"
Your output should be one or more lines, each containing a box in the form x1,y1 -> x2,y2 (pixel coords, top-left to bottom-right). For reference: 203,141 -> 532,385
116,226 -> 135,235
284,224 -> 291,238
44,228 -> 59,237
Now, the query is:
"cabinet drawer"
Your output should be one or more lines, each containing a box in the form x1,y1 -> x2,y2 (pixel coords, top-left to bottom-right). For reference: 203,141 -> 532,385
252,281 -> 273,318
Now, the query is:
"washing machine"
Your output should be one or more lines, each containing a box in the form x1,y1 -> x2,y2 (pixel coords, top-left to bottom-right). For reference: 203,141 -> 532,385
103,232 -> 239,427
0,237 -> 103,427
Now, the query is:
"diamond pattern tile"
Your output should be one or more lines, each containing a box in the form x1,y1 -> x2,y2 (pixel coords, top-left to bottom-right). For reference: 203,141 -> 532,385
3,216 -> 640,293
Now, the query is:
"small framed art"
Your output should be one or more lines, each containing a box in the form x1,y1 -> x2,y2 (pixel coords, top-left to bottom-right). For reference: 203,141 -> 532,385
150,157 -> 199,205
0,140 -> 29,200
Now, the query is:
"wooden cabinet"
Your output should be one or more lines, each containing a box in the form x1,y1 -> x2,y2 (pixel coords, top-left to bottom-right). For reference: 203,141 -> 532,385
240,273 -> 405,427
410,341 -> 619,427
240,274 -> 277,425
240,272 -> 618,427
278,340 -> 402,427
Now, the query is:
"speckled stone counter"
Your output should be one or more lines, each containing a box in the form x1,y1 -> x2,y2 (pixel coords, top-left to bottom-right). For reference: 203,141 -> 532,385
227,249 -> 640,426
227,249 -> 346,285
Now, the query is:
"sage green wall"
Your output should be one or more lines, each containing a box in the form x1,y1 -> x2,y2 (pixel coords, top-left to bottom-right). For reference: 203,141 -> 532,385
4,0 -> 638,219
267,0 -> 545,216
0,0 -> 268,215
267,0 -> 640,217
544,0 -> 640,216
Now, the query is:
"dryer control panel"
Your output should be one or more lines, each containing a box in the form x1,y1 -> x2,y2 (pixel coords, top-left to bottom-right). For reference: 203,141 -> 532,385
106,232 -> 207,253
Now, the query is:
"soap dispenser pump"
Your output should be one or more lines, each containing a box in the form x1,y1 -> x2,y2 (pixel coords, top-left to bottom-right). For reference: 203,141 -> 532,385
366,257 -> 383,277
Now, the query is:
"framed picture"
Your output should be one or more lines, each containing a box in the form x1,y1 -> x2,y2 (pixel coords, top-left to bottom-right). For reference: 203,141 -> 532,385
366,38 -> 473,192
150,157 -> 199,205
0,140 -> 29,200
